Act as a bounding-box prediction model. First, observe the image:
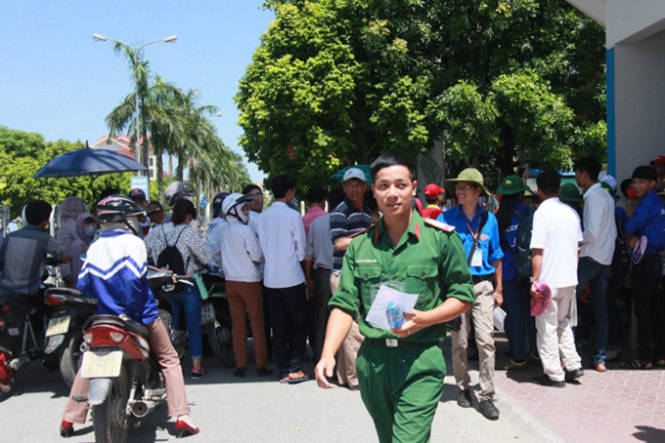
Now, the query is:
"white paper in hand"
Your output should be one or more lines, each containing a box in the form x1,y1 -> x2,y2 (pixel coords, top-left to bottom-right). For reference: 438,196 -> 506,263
365,284 -> 419,331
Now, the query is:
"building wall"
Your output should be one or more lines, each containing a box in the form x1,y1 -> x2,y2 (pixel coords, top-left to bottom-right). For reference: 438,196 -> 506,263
606,0 -> 665,47
613,29 -> 665,183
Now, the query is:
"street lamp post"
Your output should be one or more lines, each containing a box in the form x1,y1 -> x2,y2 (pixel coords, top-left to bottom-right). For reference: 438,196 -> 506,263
92,33 -> 177,171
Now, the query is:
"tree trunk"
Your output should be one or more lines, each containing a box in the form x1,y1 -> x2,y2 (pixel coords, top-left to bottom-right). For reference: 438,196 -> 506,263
498,121 -> 516,177
176,153 -> 184,181
168,155 -> 173,178
156,148 -> 164,204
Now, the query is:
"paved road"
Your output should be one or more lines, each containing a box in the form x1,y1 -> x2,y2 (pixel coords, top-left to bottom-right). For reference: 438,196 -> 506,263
1,341 -> 553,443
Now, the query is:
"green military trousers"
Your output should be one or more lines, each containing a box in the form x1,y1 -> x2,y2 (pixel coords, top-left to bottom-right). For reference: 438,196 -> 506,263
356,340 -> 445,443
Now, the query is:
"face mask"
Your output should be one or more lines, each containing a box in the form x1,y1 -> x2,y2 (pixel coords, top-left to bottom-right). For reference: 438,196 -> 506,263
84,226 -> 96,239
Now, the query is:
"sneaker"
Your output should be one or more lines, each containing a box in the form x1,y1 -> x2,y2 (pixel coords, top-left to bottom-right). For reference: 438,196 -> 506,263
478,399 -> 500,420
233,367 -> 247,377
504,359 -> 528,370
528,353 -> 541,364
537,375 -> 565,388
457,389 -> 473,408
565,367 -> 584,382
191,368 -> 207,378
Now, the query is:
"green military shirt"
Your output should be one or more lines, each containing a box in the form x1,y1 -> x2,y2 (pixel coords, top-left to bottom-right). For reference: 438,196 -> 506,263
329,210 -> 475,344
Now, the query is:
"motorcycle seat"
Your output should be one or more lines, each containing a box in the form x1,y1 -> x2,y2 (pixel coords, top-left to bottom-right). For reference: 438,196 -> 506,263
85,315 -> 150,339
45,287 -> 83,297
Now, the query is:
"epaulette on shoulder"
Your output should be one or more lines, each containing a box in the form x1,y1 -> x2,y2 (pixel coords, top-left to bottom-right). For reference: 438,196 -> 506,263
349,224 -> 376,239
423,218 -> 455,233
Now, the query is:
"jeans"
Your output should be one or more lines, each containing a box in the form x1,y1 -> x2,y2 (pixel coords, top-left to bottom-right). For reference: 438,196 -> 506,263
576,257 -> 611,364
502,278 -> 536,362
631,254 -> 665,361
168,284 -> 203,359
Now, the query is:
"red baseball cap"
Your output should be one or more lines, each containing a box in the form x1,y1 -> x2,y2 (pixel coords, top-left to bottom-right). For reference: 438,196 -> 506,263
650,155 -> 665,164
423,183 -> 444,198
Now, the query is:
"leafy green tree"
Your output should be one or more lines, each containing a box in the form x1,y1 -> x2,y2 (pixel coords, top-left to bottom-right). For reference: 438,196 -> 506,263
0,127 -> 129,217
238,0 -> 606,187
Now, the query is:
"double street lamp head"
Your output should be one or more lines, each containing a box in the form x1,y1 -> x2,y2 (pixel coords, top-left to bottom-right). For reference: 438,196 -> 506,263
92,33 -> 178,45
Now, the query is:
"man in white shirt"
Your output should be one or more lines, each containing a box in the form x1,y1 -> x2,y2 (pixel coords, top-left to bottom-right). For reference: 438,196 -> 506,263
574,157 -> 616,372
530,170 -> 584,387
257,174 -> 309,383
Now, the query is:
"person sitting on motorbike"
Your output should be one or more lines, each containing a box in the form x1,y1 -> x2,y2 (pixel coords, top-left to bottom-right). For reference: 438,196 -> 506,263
0,200 -> 68,308
60,195 -> 199,438
61,213 -> 97,287
144,198 -> 211,378
146,201 -> 166,226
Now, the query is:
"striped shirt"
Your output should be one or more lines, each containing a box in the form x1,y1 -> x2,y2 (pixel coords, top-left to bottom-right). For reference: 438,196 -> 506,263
329,198 -> 372,271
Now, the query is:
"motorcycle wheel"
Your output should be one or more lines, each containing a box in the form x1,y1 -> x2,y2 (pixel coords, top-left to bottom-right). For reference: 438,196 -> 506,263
93,369 -> 130,443
207,323 -> 235,367
41,353 -> 59,371
59,335 -> 83,387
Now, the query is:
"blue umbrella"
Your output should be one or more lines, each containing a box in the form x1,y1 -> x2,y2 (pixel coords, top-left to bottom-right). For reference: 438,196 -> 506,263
33,145 -> 147,178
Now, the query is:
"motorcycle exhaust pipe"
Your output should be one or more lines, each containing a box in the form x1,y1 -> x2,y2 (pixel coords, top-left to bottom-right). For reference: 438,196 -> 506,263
131,400 -> 157,418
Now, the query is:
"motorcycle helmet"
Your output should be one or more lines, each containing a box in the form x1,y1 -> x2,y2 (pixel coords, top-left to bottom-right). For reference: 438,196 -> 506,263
222,193 -> 252,224
96,195 -> 146,235
212,192 -> 230,218
165,181 -> 195,207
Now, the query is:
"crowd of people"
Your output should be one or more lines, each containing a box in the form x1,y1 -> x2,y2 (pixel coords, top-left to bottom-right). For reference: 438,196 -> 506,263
0,151 -> 664,441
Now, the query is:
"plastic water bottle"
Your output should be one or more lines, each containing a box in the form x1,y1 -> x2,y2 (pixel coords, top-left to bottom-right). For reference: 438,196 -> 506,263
386,302 -> 404,328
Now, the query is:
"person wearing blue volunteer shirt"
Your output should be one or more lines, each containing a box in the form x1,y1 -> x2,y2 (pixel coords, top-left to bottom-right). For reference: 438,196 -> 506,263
495,175 -> 537,371
438,167 -> 503,421
624,166 -> 665,369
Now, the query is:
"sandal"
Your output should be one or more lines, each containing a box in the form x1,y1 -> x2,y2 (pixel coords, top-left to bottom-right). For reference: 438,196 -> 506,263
622,359 -> 653,369
191,368 -> 207,378
287,370 -> 310,384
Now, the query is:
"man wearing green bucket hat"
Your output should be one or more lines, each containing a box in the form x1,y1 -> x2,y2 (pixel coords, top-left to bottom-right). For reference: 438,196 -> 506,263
495,175 -> 538,371
437,167 -> 504,420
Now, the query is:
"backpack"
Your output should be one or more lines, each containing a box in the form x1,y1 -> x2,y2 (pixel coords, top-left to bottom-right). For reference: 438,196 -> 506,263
611,218 -> 631,279
512,207 -> 534,280
157,226 -> 189,291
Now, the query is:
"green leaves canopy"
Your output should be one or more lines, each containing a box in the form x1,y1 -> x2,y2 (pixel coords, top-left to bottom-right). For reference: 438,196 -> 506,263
0,127 -> 130,217
237,0 -> 606,187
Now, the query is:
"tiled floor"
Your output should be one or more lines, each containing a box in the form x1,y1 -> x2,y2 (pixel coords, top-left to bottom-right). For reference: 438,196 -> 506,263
490,336 -> 665,442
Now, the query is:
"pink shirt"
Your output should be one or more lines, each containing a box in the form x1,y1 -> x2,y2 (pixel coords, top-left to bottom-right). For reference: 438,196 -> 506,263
302,206 -> 327,236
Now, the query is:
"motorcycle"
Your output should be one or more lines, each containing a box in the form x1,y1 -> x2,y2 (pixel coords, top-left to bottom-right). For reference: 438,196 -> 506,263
80,311 -> 173,443
42,287 -> 98,387
148,267 -> 234,367
0,292 -> 59,394
201,272 -> 235,368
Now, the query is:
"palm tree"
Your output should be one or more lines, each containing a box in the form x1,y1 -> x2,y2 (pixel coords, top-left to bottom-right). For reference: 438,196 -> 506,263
105,55 -> 250,204
106,76 -> 185,203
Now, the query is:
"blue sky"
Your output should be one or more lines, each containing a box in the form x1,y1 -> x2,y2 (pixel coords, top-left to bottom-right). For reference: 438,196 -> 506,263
0,1 -> 273,183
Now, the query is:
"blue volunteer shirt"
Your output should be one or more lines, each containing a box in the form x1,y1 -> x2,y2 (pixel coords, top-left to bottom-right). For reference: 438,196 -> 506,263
625,190 -> 665,255
438,206 -> 504,277
501,202 -> 530,281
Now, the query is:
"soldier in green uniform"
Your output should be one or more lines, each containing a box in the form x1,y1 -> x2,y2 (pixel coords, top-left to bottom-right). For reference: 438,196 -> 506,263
315,153 -> 474,443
